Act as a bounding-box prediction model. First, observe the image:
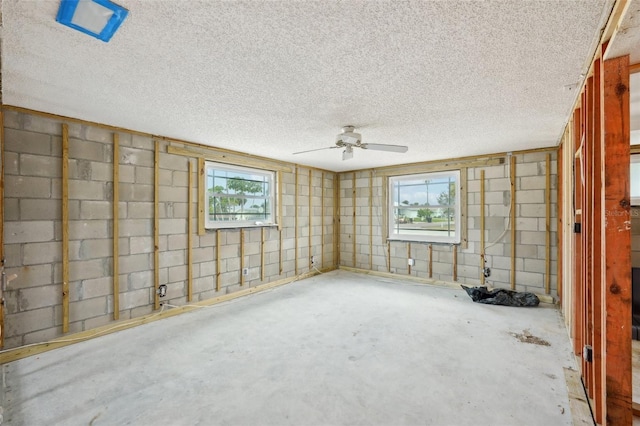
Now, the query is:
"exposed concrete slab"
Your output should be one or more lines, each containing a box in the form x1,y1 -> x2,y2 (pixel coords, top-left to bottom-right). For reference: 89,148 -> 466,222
3,271 -> 576,425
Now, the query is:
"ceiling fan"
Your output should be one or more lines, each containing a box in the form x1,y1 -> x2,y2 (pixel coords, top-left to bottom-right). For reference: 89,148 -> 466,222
293,126 -> 409,160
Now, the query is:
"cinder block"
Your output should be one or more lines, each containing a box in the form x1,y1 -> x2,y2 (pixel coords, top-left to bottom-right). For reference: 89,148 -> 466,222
69,138 -> 105,162
131,135 -> 154,150
79,239 -> 112,259
69,180 -> 106,200
193,276 -> 214,293
519,231 -> 546,245
130,304 -> 154,318
23,114 -> 62,136
119,253 -> 152,274
20,154 -> 61,177
19,284 -> 62,310
119,183 -> 154,201
22,242 -> 62,265
130,236 -> 154,254
120,147 -> 154,167
159,250 -> 185,267
5,307 -> 54,336
127,270 -> 153,290
69,259 -> 109,281
23,327 -> 61,346
159,218 -> 186,235
118,164 -> 135,183
168,265 -> 187,283
69,220 -> 109,239
520,176 -> 547,190
136,166 -> 155,185
84,126 -> 113,144
80,200 -> 113,219
5,221 -> 54,243
119,219 -> 153,237
80,276 -> 113,299
4,128 -> 52,155
159,153 -> 189,171
84,314 -> 113,330
119,288 -> 151,310
5,175 -> 52,198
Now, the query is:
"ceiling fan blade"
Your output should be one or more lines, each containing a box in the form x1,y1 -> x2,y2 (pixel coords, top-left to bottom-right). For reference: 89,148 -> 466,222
292,146 -> 340,155
360,143 -> 408,153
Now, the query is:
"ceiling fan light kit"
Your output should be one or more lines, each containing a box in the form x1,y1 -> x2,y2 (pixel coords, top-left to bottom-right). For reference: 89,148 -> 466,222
293,125 -> 409,161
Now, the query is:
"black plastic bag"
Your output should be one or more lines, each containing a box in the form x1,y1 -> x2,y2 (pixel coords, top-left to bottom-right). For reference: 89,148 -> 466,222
461,285 -> 540,307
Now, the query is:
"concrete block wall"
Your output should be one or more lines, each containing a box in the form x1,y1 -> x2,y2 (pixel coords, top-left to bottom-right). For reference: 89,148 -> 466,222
340,151 -> 558,296
2,110 -> 336,349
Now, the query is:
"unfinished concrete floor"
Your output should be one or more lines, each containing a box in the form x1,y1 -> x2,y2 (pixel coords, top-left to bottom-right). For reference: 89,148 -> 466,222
2,270 -> 576,425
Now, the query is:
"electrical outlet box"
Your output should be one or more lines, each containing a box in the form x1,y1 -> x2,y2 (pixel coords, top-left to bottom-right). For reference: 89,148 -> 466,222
407,258 -> 415,266
310,256 -> 315,265
242,268 -> 249,276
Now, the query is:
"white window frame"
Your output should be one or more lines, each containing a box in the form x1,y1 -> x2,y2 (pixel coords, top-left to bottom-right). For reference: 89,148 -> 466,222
388,170 -> 461,244
204,161 -> 277,229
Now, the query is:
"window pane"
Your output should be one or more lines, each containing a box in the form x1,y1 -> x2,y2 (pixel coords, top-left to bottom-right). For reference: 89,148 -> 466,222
389,170 -> 460,243
205,162 -> 275,228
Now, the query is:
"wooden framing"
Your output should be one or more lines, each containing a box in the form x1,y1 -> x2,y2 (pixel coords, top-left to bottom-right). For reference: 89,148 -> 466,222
0,111 -> 4,347
428,244 -> 433,279
480,169 -> 485,286
369,171 -> 373,269
216,229 -> 221,292
112,133 -> 120,320
295,166 -> 299,275
460,168 -> 468,249
278,170 -> 283,274
309,169 -> 313,269
452,245 -> 457,281
166,145 -> 292,173
630,62 -> 640,74
387,242 -> 391,273
510,156 -> 516,290
334,175 -> 340,267
545,153 -> 551,295
261,228 -> 266,281
153,140 -> 160,310
62,124 -> 70,333
187,161 -> 194,301
352,173 -> 356,268
602,54 -> 631,424
407,243 -> 412,275
321,172 -> 325,268
197,157 -> 205,235
240,229 -> 246,286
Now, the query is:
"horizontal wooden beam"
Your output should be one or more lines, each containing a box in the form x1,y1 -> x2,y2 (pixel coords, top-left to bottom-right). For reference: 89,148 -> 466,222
167,145 -> 292,172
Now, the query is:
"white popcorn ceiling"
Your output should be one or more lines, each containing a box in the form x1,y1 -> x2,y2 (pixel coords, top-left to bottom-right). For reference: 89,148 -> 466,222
0,0 -> 624,172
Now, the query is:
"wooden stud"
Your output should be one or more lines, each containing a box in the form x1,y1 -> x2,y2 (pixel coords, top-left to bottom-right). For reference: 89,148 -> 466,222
309,169 -> 312,268
277,170 -> 283,231
428,244 -> 433,278
545,153 -> 551,295
602,54 -> 632,424
154,140 -> 160,310
352,173 -> 356,268
216,229 -> 221,292
460,168 -> 468,249
187,161 -> 194,302
261,228 -> 266,281
240,229 -> 245,286
510,155 -> 516,290
387,241 -> 391,273
112,133 -> 120,320
453,245 -> 457,281
557,143 -> 564,303
279,228 -> 283,275
582,82 -> 593,395
334,175 -> 340,267
480,169 -> 486,286
62,124 -> 70,333
197,157 -> 205,235
590,57 -> 604,422
573,107 -> 583,357
369,171 -> 373,270
0,111 -> 4,348
407,243 -> 412,275
630,62 -> 640,74
321,172 -> 325,269
295,166 -> 299,275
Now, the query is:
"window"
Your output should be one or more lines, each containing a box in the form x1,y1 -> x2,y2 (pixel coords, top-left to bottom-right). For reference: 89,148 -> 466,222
388,170 -> 461,243
204,161 -> 276,229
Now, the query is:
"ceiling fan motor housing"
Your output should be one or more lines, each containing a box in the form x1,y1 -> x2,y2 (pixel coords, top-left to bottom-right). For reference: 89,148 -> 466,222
336,126 -> 361,146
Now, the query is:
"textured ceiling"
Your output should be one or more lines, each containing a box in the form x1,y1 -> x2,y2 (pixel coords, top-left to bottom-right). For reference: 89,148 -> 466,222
1,0 -> 618,172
